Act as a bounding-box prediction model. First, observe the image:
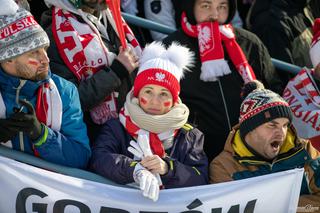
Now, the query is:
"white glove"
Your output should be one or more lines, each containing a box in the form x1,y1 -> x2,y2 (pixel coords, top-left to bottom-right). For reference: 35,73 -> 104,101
133,163 -> 159,201
137,132 -> 163,187
128,140 -> 144,159
137,133 -> 153,156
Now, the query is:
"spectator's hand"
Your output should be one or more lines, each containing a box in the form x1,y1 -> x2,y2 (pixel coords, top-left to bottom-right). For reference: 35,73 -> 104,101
9,100 -> 42,140
140,155 -> 168,175
116,46 -> 139,73
133,163 -> 159,201
128,140 -> 144,159
0,119 -> 19,142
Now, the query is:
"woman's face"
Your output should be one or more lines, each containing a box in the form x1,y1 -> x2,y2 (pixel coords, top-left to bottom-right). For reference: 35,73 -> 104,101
138,84 -> 173,115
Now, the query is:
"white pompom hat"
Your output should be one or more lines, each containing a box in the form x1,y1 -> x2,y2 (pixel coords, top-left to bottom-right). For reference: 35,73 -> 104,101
133,42 -> 194,103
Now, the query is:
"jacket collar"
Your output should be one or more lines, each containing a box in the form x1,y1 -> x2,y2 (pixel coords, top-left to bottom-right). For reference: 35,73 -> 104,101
0,66 -> 51,98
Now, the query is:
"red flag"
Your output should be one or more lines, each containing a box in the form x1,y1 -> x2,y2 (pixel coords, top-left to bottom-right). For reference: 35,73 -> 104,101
106,0 -> 127,48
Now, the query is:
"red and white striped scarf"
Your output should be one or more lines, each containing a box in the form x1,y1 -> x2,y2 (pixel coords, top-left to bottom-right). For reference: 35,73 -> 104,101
52,7 -> 141,124
35,79 -> 62,130
118,92 -> 189,157
181,12 -> 256,83
119,107 -> 178,158
283,68 -> 320,151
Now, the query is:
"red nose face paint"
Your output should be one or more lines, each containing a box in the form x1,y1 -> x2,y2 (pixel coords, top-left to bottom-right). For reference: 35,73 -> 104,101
164,101 -> 171,107
140,97 -> 148,105
28,59 -> 39,66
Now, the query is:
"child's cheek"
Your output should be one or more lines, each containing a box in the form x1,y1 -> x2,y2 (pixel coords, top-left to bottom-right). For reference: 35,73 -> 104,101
163,101 -> 171,107
140,97 -> 148,105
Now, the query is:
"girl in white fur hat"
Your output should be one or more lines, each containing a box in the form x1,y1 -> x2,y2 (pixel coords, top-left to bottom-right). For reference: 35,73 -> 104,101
90,42 -> 208,201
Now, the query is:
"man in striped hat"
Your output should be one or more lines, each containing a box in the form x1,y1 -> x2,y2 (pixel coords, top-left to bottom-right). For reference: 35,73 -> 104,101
210,80 -> 320,208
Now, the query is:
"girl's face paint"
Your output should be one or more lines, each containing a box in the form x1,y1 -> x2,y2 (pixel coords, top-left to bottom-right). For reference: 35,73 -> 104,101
138,84 -> 173,115
140,97 -> 148,105
163,101 -> 171,107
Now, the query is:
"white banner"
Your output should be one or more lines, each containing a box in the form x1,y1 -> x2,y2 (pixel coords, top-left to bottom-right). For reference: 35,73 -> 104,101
0,156 -> 303,213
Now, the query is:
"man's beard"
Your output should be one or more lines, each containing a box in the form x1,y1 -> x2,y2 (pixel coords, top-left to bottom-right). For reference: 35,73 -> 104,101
16,62 -> 48,82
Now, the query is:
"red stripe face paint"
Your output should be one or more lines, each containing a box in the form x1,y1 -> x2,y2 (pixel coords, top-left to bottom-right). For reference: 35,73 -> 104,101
140,97 -> 148,105
163,101 -> 171,107
28,59 -> 39,66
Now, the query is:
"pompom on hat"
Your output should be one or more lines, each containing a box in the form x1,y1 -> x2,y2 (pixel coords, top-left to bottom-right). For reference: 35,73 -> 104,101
0,0 -> 49,62
309,18 -> 320,67
133,42 -> 194,103
239,80 -> 293,139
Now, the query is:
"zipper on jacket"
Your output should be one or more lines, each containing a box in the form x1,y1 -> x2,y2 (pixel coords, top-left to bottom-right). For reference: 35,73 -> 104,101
15,79 -> 27,151
218,79 -> 232,130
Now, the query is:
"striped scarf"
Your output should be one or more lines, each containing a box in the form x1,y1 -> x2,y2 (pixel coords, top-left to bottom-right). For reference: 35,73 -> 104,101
119,91 -> 189,157
181,12 -> 256,83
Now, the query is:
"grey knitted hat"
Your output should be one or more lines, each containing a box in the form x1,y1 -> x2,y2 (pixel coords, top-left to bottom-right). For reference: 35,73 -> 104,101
0,0 -> 49,62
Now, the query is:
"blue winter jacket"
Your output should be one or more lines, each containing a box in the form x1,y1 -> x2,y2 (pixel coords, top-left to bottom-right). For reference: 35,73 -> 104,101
0,68 -> 91,168
90,118 -> 208,188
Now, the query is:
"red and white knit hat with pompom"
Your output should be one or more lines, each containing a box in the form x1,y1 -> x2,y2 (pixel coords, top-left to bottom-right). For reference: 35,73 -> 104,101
133,42 -> 194,103
310,18 -> 320,67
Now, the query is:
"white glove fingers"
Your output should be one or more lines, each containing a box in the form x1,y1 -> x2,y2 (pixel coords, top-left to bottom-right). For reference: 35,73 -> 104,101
128,146 -> 143,159
137,132 -> 153,156
143,175 -> 152,197
149,179 -> 159,202
139,172 -> 147,191
130,140 -> 143,153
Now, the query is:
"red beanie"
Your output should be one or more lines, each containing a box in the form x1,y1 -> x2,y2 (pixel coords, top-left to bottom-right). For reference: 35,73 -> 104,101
133,42 -> 194,103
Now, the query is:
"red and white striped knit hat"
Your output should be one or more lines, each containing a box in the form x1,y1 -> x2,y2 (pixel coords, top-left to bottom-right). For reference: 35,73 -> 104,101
133,42 -> 194,103
310,18 -> 320,67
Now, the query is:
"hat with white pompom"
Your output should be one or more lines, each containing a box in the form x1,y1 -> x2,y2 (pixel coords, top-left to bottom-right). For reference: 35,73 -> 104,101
133,42 -> 194,103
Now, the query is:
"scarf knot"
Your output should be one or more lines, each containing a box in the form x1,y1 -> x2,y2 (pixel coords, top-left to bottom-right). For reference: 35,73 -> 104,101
119,91 -> 189,157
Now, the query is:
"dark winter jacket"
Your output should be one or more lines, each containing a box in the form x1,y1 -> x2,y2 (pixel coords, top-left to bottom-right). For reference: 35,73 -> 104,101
89,119 -> 208,188
247,0 -> 315,83
41,7 -> 134,142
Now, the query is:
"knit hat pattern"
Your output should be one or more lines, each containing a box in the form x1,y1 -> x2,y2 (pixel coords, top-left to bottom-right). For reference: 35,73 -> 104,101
133,42 -> 194,103
239,81 -> 293,138
0,0 -> 49,62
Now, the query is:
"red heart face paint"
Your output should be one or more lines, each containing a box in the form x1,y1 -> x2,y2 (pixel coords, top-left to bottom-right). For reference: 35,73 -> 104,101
163,101 -> 171,107
140,97 -> 148,105
28,59 -> 39,66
